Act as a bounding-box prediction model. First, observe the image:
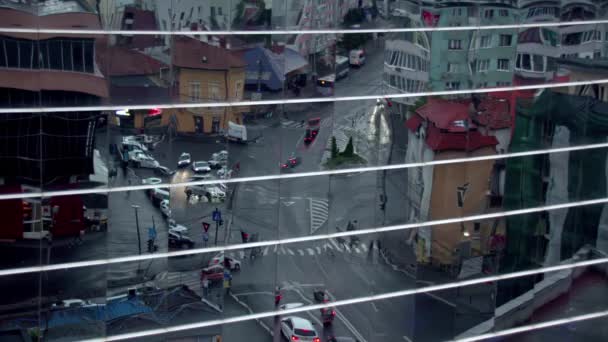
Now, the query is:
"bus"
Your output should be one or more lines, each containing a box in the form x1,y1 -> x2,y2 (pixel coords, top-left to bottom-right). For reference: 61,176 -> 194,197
336,55 -> 349,80
315,74 -> 335,96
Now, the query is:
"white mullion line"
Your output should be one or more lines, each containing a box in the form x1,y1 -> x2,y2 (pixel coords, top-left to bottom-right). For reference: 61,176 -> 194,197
2,78 -> 608,114
452,310 -> 608,342
4,18 -> 608,36
78,257 -> 608,342
1,195 -> 608,277
2,140 -> 608,201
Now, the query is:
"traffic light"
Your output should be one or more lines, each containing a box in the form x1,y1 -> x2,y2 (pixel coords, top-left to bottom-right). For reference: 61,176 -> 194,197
219,219 -> 223,226
241,231 -> 249,243
202,222 -> 210,232
380,203 -> 385,211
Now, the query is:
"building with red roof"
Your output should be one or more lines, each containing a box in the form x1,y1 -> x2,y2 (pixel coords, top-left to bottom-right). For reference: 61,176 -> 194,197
404,97 -> 508,268
161,36 -> 248,135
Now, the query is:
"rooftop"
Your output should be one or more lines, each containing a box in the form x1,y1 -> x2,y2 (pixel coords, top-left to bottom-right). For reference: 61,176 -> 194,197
415,98 -> 474,132
99,46 -> 167,77
172,37 -> 247,70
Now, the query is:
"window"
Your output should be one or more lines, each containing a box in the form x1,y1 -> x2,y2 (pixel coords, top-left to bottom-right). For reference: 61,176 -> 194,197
497,81 -> 511,87
448,39 -> 462,50
445,81 -> 460,90
499,9 -> 508,17
210,7 -> 215,17
474,59 -> 489,72
499,34 -> 512,46
235,81 -> 243,99
452,8 -> 462,16
447,63 -> 459,73
479,36 -> 491,48
484,9 -> 494,18
218,7 -> 223,16
497,59 -> 510,71
189,82 -> 201,102
533,55 -> 544,72
209,82 -> 220,100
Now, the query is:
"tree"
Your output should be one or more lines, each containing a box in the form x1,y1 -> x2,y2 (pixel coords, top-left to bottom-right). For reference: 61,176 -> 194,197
331,136 -> 339,159
342,137 -> 354,157
338,33 -> 371,52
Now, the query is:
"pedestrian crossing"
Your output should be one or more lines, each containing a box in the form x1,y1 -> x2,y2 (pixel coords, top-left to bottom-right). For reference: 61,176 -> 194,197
309,198 -> 329,234
241,183 -> 279,205
280,117 -> 332,129
225,239 -> 379,260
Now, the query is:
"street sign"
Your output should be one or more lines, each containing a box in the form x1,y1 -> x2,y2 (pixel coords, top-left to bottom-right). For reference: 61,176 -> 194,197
148,227 -> 157,240
202,222 -> 210,232
212,209 -> 222,222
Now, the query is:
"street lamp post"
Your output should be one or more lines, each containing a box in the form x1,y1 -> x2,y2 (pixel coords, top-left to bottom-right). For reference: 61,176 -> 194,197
132,205 -> 142,255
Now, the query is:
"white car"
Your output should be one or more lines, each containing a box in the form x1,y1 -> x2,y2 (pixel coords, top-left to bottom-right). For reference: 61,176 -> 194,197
130,151 -> 160,168
192,161 -> 211,173
178,152 -> 191,167
212,150 -> 229,161
216,167 -> 232,179
209,252 -> 241,270
391,8 -> 408,17
206,186 -> 226,200
160,199 -> 171,218
280,316 -> 321,342
168,219 -> 188,234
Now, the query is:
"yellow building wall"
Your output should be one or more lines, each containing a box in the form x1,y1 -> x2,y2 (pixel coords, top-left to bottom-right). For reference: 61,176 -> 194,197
160,67 -> 248,134
428,146 -> 496,266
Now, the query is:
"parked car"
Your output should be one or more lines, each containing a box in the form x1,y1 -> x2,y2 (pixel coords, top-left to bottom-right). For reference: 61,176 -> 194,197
209,252 -> 241,271
168,231 -> 194,249
212,150 -> 229,161
200,264 -> 225,282
216,167 -> 232,179
130,151 -> 160,168
150,188 -> 170,206
168,219 -> 188,234
185,184 -> 225,201
160,199 -> 171,218
178,152 -> 191,167
208,159 -> 224,169
192,161 -> 211,173
154,166 -> 175,177
206,187 -> 226,200
280,316 -> 321,342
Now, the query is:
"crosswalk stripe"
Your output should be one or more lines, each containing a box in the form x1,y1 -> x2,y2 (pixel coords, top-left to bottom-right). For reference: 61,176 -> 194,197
329,239 -> 343,251
279,246 -> 287,255
324,243 -> 333,250
316,246 -> 322,254
354,247 -> 361,254
360,243 -> 368,252
239,251 -> 246,259
287,248 -> 295,255
228,252 -> 236,258
307,248 -> 315,256
273,245 -> 278,253
298,249 -> 305,256
263,246 -> 270,256
343,244 -> 351,253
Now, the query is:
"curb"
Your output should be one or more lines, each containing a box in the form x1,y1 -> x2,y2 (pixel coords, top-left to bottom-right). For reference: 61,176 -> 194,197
229,293 -> 273,336
201,298 -> 223,313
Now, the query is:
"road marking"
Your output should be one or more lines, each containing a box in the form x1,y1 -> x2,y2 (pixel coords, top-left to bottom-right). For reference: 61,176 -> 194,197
273,244 -> 278,253
323,243 -> 333,250
425,292 -> 457,308
228,252 -> 236,258
343,243 -> 351,253
279,246 -> 287,255
403,336 -> 413,342
329,238 -> 343,251
282,201 -> 295,206
239,251 -> 245,259
370,301 -> 379,312
306,248 -> 315,256
315,246 -> 322,254
287,248 -> 295,255
263,246 -> 270,256
298,249 -> 305,256
354,246 -> 361,254
360,243 -> 368,252
326,290 -> 368,342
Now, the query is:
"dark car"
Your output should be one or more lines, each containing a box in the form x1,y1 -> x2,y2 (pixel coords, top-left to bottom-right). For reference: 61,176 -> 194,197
168,231 -> 194,249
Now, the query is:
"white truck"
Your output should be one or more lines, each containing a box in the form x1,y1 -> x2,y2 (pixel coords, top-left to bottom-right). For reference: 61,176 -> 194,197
225,121 -> 248,143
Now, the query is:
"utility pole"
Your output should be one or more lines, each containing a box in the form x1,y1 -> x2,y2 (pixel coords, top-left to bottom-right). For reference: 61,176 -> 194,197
132,205 -> 142,255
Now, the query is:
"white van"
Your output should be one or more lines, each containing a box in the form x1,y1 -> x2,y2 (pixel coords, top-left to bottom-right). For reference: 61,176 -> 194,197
349,49 -> 366,67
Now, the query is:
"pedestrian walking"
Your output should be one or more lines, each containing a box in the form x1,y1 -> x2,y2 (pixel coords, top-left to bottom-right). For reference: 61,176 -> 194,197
202,276 -> 209,298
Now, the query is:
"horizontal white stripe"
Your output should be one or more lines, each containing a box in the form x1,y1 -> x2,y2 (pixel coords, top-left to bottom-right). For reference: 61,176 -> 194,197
1,140 -> 607,200
0,196 -> 607,277
76,256 -> 608,342
2,18 -> 608,36
1,78 -> 607,114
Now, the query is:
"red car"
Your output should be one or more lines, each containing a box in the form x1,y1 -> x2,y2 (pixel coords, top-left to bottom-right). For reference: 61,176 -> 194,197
200,264 -> 225,282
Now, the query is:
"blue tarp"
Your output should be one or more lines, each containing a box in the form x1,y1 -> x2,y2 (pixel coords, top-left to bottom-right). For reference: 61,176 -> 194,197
243,47 -> 308,91
46,299 -> 152,329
